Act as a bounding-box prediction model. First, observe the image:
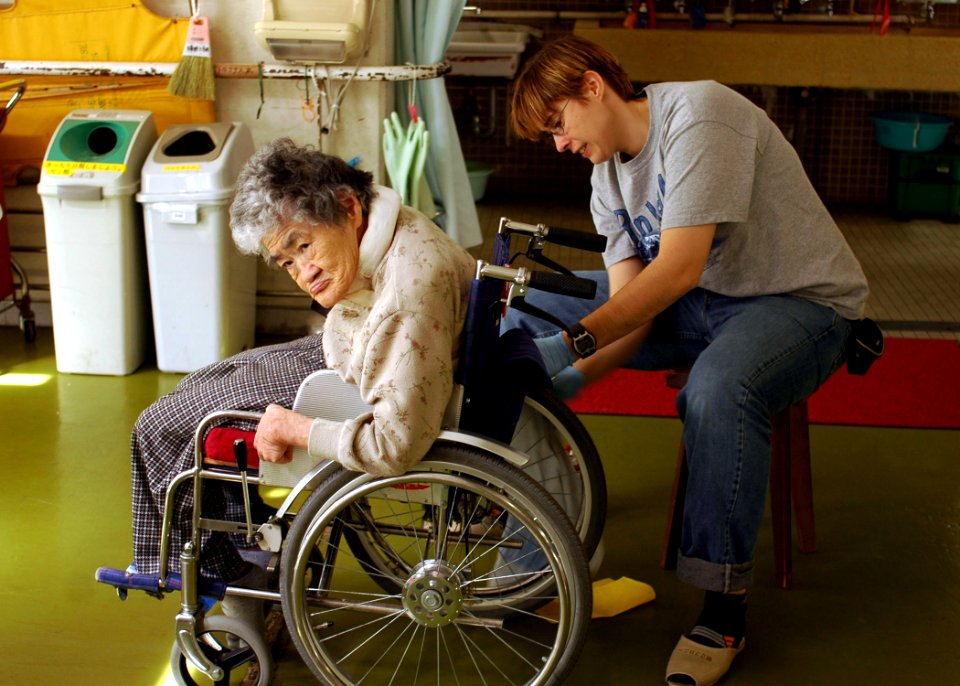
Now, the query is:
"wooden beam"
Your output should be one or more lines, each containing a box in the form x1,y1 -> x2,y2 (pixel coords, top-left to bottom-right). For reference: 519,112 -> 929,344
575,21 -> 960,92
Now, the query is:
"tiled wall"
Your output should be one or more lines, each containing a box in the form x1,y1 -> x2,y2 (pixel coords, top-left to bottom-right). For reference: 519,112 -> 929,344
452,0 -> 960,206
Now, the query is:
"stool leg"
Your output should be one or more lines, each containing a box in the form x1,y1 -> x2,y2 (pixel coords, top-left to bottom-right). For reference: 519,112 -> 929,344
661,444 -> 688,571
790,401 -> 816,554
770,411 -> 793,590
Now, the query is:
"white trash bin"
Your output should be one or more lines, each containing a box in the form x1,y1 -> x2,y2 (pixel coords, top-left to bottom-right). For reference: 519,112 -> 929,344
137,122 -> 256,374
38,110 -> 157,375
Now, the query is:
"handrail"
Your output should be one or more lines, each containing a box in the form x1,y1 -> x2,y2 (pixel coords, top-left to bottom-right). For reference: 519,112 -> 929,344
461,8 -> 916,26
0,60 -> 451,82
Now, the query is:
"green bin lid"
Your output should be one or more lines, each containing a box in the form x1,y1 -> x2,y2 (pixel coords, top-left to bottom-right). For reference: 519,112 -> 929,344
38,110 -> 157,198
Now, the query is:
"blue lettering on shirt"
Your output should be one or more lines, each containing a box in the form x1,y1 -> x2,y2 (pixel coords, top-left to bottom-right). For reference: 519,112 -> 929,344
614,174 -> 667,264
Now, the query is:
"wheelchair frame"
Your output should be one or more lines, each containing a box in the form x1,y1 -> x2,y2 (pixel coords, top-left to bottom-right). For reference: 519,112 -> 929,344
99,217 -> 608,685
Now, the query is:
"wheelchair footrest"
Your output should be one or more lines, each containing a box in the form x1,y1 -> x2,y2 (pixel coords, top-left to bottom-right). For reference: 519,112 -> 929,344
95,567 -> 227,600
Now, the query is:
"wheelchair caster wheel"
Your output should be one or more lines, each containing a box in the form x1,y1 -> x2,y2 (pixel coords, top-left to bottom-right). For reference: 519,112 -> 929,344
20,316 -> 35,344
170,614 -> 273,686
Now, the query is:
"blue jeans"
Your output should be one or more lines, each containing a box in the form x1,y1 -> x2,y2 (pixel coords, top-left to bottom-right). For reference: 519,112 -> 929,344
503,271 -> 852,592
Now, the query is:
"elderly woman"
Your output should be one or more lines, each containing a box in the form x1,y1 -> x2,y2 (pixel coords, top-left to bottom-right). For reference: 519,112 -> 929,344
129,139 -> 476,603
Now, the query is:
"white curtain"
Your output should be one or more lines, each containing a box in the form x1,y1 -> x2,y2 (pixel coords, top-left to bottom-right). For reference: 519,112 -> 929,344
395,0 -> 482,248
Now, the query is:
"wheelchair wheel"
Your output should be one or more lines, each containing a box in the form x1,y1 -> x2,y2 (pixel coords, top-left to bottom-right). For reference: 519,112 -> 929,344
344,389 -> 606,598
512,388 -> 606,559
170,614 -> 273,685
280,445 -> 591,686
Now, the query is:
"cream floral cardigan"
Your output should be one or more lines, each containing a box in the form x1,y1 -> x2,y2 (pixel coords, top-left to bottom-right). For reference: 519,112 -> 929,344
307,187 -> 477,476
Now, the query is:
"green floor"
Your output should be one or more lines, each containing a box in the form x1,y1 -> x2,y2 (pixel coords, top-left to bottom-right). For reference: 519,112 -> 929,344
2,327 -> 958,685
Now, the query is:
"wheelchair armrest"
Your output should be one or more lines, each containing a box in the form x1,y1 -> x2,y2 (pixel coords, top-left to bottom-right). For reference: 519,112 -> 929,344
291,369 -> 373,418
257,370 -> 374,489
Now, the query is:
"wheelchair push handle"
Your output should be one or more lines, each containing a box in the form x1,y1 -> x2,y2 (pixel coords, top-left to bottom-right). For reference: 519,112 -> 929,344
498,217 -> 607,254
477,263 -> 596,300
542,225 -> 607,253
528,270 -> 598,300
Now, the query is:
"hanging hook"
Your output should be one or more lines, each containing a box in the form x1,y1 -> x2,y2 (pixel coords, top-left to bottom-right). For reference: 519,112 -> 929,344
188,0 -> 199,18
300,66 -> 317,123
255,62 -> 265,119
312,68 -> 331,136
301,99 -> 317,123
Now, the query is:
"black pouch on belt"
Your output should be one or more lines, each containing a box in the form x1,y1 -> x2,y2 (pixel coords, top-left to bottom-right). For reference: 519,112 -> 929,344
846,318 -> 884,375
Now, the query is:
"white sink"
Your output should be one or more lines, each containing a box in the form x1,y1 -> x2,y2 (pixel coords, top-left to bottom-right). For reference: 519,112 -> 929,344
446,24 -> 538,78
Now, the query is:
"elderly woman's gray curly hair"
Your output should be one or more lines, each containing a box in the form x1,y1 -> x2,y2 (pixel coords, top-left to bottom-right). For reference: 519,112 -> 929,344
230,138 -> 376,260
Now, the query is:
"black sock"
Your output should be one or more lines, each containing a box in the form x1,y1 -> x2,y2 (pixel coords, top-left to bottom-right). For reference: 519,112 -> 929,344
686,591 -> 746,649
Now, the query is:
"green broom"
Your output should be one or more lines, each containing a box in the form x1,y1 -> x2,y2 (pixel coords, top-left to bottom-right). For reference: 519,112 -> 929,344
168,14 -> 216,101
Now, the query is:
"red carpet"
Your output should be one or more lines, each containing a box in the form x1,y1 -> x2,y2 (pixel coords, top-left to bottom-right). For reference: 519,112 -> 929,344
566,338 -> 960,429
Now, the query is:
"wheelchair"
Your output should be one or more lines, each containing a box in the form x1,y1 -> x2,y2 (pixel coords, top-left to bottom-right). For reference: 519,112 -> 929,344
97,217 -> 608,685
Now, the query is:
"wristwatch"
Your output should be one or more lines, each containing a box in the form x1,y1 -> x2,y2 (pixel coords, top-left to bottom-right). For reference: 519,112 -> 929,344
569,322 -> 597,359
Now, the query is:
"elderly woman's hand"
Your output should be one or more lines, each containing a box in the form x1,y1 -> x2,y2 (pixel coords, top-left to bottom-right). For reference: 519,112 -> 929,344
254,404 -> 313,464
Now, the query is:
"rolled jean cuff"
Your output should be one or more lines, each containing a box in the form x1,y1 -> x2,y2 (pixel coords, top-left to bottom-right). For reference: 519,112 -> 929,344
677,552 -> 754,593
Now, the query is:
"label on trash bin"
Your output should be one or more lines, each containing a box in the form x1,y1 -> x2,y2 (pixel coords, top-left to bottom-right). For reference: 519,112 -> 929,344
161,164 -> 202,172
43,160 -> 126,176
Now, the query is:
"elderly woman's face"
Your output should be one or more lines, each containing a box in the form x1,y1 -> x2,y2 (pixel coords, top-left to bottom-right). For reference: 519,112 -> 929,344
263,194 -> 364,309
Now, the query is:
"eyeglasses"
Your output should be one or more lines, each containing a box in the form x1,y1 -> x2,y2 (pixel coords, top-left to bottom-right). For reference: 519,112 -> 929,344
544,98 -> 571,138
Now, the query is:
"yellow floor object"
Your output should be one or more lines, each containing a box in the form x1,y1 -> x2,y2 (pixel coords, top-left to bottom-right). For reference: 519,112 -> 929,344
592,577 -> 657,618
538,576 -> 656,621
537,577 -> 657,619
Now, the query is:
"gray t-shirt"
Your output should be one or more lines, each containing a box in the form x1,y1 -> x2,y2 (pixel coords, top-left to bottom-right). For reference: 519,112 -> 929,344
590,80 -> 868,320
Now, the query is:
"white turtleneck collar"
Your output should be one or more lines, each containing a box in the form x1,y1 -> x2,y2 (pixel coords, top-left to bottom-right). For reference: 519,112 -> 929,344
348,185 -> 400,294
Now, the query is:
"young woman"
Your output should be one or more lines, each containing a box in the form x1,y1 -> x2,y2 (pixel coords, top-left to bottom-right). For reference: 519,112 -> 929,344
507,34 -> 868,686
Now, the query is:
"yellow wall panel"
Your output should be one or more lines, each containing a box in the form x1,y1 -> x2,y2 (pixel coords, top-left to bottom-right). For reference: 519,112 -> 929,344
0,0 -> 215,182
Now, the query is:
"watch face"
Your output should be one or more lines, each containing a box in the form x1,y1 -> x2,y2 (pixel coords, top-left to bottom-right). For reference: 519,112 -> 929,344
573,329 -> 596,358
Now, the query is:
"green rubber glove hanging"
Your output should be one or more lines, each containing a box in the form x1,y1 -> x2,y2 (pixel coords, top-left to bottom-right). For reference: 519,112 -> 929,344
409,126 -> 433,214
382,112 -> 407,202
382,111 -> 428,206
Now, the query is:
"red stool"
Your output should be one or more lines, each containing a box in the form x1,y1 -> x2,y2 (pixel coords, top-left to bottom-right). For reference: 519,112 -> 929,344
660,370 -> 815,589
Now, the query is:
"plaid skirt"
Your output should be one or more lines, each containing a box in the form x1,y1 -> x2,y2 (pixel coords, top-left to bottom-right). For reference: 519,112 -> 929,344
131,334 -> 327,580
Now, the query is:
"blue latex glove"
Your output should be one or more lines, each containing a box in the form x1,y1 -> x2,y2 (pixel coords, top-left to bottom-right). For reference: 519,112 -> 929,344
552,365 -> 585,400
533,331 -> 574,379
